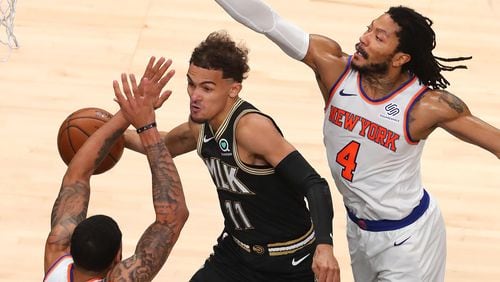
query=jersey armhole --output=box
[324,56,352,111]
[233,110,275,174]
[44,254,72,281]
[404,87,430,144]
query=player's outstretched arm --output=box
[44,111,130,272]
[109,68,188,281]
[214,0,345,102]
[412,90,500,158]
[108,126,188,281]
[215,0,309,60]
[125,122,198,158]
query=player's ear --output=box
[229,83,242,98]
[392,52,411,68]
[112,244,122,266]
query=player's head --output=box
[189,30,249,83]
[70,215,122,275]
[187,31,250,123]
[351,10,403,76]
[352,6,470,89]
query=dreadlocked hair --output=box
[387,6,472,89]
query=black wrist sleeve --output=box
[275,150,334,245]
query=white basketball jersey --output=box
[44,254,105,282]
[44,254,73,282]
[323,58,430,220]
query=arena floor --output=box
[0,0,499,281]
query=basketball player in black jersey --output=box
[124,31,340,281]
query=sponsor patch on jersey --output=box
[380,103,400,122]
[219,138,232,156]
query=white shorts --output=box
[346,193,446,281]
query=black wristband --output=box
[136,122,157,134]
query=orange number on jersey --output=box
[336,141,360,182]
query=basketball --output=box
[57,107,125,174]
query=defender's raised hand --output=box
[113,56,175,123]
[139,56,176,109]
[113,73,151,129]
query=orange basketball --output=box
[57,107,125,175]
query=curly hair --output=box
[190,31,250,83]
[387,6,472,89]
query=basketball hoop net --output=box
[0,0,18,62]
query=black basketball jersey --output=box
[197,98,312,245]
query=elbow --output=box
[156,204,189,236]
[174,205,189,236]
[178,204,189,226]
[173,203,189,233]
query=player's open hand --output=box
[312,244,341,282]
[139,56,175,109]
[113,73,157,129]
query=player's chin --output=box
[350,60,365,72]
[189,114,207,124]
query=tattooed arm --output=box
[44,112,130,272]
[107,127,188,281]
[109,62,188,281]
[409,89,500,158]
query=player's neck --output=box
[360,71,411,100]
[209,97,239,132]
[73,267,105,282]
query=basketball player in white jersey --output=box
[44,58,188,281]
[214,1,500,281]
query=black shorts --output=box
[190,232,315,282]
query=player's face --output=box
[352,13,402,75]
[187,64,239,125]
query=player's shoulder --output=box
[309,34,342,56]
[308,34,347,64]
[237,111,274,130]
[419,89,468,113]
[306,34,349,86]
[412,89,470,123]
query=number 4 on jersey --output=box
[335,141,360,182]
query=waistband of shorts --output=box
[231,225,316,256]
[346,190,430,232]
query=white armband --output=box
[215,0,309,61]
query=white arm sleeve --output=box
[215,0,309,61]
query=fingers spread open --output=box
[129,74,141,98]
[121,73,135,104]
[156,90,172,108]
[153,58,172,82]
[151,57,167,81]
[159,69,175,89]
[142,56,156,79]
[113,80,122,104]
